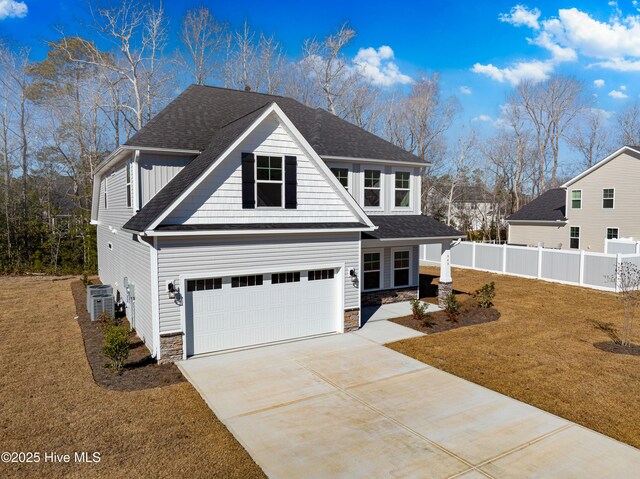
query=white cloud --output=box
[0,0,27,19]
[530,30,577,62]
[609,89,628,99]
[353,45,412,86]
[499,5,541,29]
[620,85,627,90]
[472,114,493,122]
[593,79,605,87]
[459,86,472,95]
[471,60,554,85]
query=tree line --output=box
[1,0,639,273]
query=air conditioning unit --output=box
[86,284,113,316]
[89,294,115,321]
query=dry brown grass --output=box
[0,276,265,479]
[389,266,640,449]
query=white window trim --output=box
[104,175,108,209]
[602,187,615,209]
[255,154,285,209]
[362,248,384,291]
[606,226,619,240]
[392,168,412,211]
[570,225,580,249]
[362,167,384,210]
[391,247,412,288]
[330,166,351,192]
[571,189,582,209]
[126,160,132,209]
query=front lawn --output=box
[388,266,640,449]
[0,276,265,478]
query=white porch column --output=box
[438,241,453,307]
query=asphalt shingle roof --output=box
[506,188,567,222]
[362,215,463,240]
[122,85,427,232]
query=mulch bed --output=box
[71,280,185,391]
[390,296,500,333]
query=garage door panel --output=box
[186,269,340,356]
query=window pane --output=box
[394,251,409,268]
[570,238,579,249]
[205,278,213,290]
[395,172,410,189]
[607,228,619,239]
[395,190,410,207]
[363,271,380,290]
[213,278,222,289]
[570,227,580,238]
[364,170,380,188]
[331,168,349,188]
[187,280,195,292]
[196,279,205,291]
[571,190,581,208]
[394,269,409,287]
[603,188,614,199]
[364,253,380,271]
[232,277,239,288]
[364,189,380,207]
[257,183,282,207]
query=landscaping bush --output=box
[102,323,131,373]
[443,293,460,321]
[97,311,121,328]
[410,298,427,321]
[474,282,496,308]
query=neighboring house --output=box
[507,146,640,252]
[450,185,493,232]
[91,85,462,361]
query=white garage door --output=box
[185,268,341,356]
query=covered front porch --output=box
[361,215,464,308]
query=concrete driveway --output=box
[179,321,640,478]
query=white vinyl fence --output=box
[605,238,640,255]
[420,242,640,292]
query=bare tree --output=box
[515,76,587,192]
[567,109,613,170]
[616,101,640,146]
[445,130,477,226]
[609,261,640,347]
[178,6,226,85]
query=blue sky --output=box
[3,0,640,164]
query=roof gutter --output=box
[506,219,568,225]
[124,226,377,237]
[321,155,428,168]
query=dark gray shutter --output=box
[241,152,255,209]
[284,156,297,209]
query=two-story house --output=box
[91,85,462,361]
[506,146,640,252]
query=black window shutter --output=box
[284,156,297,209]
[241,152,255,209]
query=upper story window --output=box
[570,226,580,249]
[364,169,382,207]
[571,190,582,209]
[104,176,108,209]
[603,188,614,209]
[606,227,619,240]
[331,167,349,190]
[395,172,411,208]
[126,160,132,208]
[256,155,283,207]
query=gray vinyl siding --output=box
[566,151,640,253]
[164,115,359,225]
[97,224,154,352]
[139,153,192,207]
[98,156,133,228]
[156,233,360,333]
[508,223,568,249]
[362,245,419,290]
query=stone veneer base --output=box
[437,281,453,308]
[344,308,360,332]
[361,286,419,307]
[159,332,184,363]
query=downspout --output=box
[140,234,160,359]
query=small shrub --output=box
[81,272,92,286]
[97,311,120,328]
[474,282,496,308]
[443,293,460,322]
[421,313,435,328]
[410,298,427,321]
[102,323,131,373]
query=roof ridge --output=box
[188,83,288,100]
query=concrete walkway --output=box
[361,300,441,325]
[179,321,640,479]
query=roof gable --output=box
[123,103,374,233]
[562,146,640,187]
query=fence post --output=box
[636,242,640,255]
[537,244,543,279]
[472,242,476,269]
[616,253,622,293]
[579,250,585,286]
[502,243,507,273]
